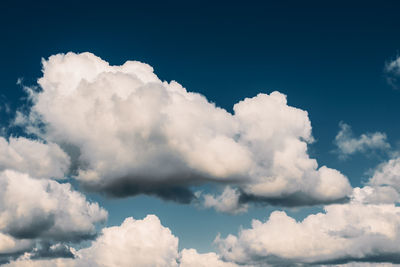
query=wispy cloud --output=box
[384,55,400,89]
[334,122,390,159]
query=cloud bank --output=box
[5,215,239,267]
[21,52,351,206]
[215,156,400,265]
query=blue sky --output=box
[2,1,400,266]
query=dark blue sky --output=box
[2,0,400,253]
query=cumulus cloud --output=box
[0,170,107,263]
[179,249,240,267]
[215,199,400,265]
[0,137,70,179]
[22,52,351,206]
[334,122,390,158]
[369,157,400,191]
[385,56,400,89]
[215,155,400,265]
[76,215,179,267]
[6,215,231,267]
[0,170,107,242]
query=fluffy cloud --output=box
[215,156,400,265]
[77,215,179,267]
[215,199,400,265]
[334,122,390,158]
[0,170,107,242]
[203,187,248,214]
[179,249,240,267]
[0,170,107,263]
[0,137,70,179]
[369,157,400,191]
[6,215,184,267]
[23,52,351,206]
[384,56,400,89]
[5,215,243,267]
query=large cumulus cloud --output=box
[22,52,351,205]
[5,215,239,267]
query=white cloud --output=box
[369,157,400,191]
[215,156,400,265]
[23,52,351,206]
[385,56,400,89]
[5,215,244,267]
[334,122,390,158]
[0,137,70,179]
[76,215,179,267]
[203,187,248,215]
[179,249,240,267]
[6,215,181,267]
[215,198,400,265]
[0,170,107,243]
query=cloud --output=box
[0,137,70,179]
[22,52,351,206]
[5,215,243,267]
[0,170,107,242]
[215,199,400,265]
[179,249,240,267]
[203,187,248,215]
[334,122,390,159]
[75,215,179,267]
[369,157,400,191]
[6,215,199,267]
[215,156,400,265]
[384,56,400,89]
[0,170,107,264]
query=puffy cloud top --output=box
[77,215,179,267]
[215,156,400,265]
[6,215,180,267]
[216,199,400,265]
[0,137,70,179]
[24,52,351,206]
[0,170,107,243]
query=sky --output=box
[1,0,400,266]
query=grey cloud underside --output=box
[6,212,56,239]
[29,243,75,260]
[0,242,74,265]
[83,175,197,204]
[238,191,350,207]
[312,254,400,265]
[0,253,26,266]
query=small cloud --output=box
[334,122,390,159]
[203,187,248,215]
[384,55,400,89]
